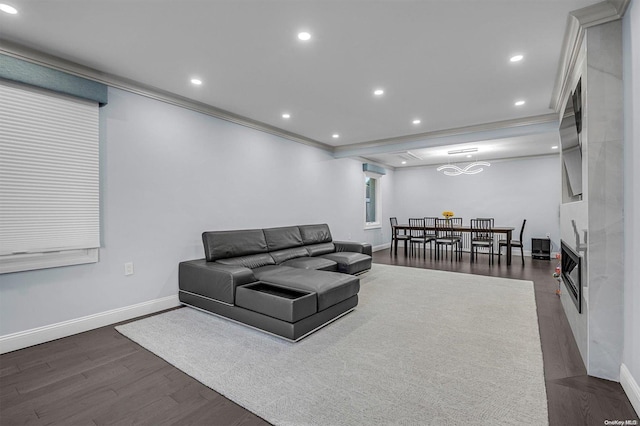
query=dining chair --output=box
[390,217,410,256]
[498,219,526,266]
[435,218,462,261]
[408,218,433,258]
[424,217,438,258]
[470,218,495,264]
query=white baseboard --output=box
[621,363,640,416]
[372,243,391,252]
[0,294,181,354]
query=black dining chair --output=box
[390,217,410,256]
[498,219,526,265]
[470,218,495,264]
[408,218,433,258]
[424,217,438,258]
[435,218,462,261]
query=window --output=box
[364,171,382,229]
[0,80,100,273]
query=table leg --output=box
[506,230,513,266]
[394,238,398,256]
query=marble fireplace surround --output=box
[554,1,625,382]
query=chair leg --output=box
[521,245,524,266]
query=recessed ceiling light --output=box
[190,78,202,85]
[298,32,311,41]
[332,134,340,139]
[552,145,559,150]
[401,161,407,165]
[0,3,17,14]
[510,54,524,62]
[514,100,525,106]
[282,113,291,119]
[373,89,384,96]
[412,119,421,124]
[466,154,472,158]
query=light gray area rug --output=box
[116,264,548,425]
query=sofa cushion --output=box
[264,226,304,251]
[282,256,338,272]
[298,224,333,245]
[320,252,372,275]
[216,253,275,269]
[253,265,359,311]
[202,229,267,261]
[305,242,336,256]
[270,247,309,264]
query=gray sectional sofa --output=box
[179,224,372,341]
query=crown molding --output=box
[371,152,559,171]
[549,0,631,112]
[333,113,558,158]
[0,40,333,153]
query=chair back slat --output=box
[435,218,455,239]
[471,218,494,241]
[424,217,437,237]
[408,218,425,238]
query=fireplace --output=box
[561,240,582,313]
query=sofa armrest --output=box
[179,259,257,305]
[333,241,373,256]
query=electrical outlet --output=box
[546,233,551,238]
[124,262,134,276]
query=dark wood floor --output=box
[1,249,638,425]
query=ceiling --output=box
[0,0,601,167]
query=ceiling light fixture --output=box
[298,32,311,41]
[510,54,524,62]
[552,145,559,150]
[412,119,421,124]
[332,134,340,139]
[0,3,17,14]
[437,161,491,176]
[515,100,526,106]
[190,78,202,85]
[373,89,384,96]
[401,161,407,165]
[282,113,291,119]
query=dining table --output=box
[392,223,516,265]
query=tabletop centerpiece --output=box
[442,211,454,219]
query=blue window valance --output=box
[362,163,386,176]
[0,54,108,106]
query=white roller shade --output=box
[0,81,99,270]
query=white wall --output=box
[0,87,393,339]
[391,154,561,253]
[622,0,640,412]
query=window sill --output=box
[364,223,382,230]
[0,248,99,274]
